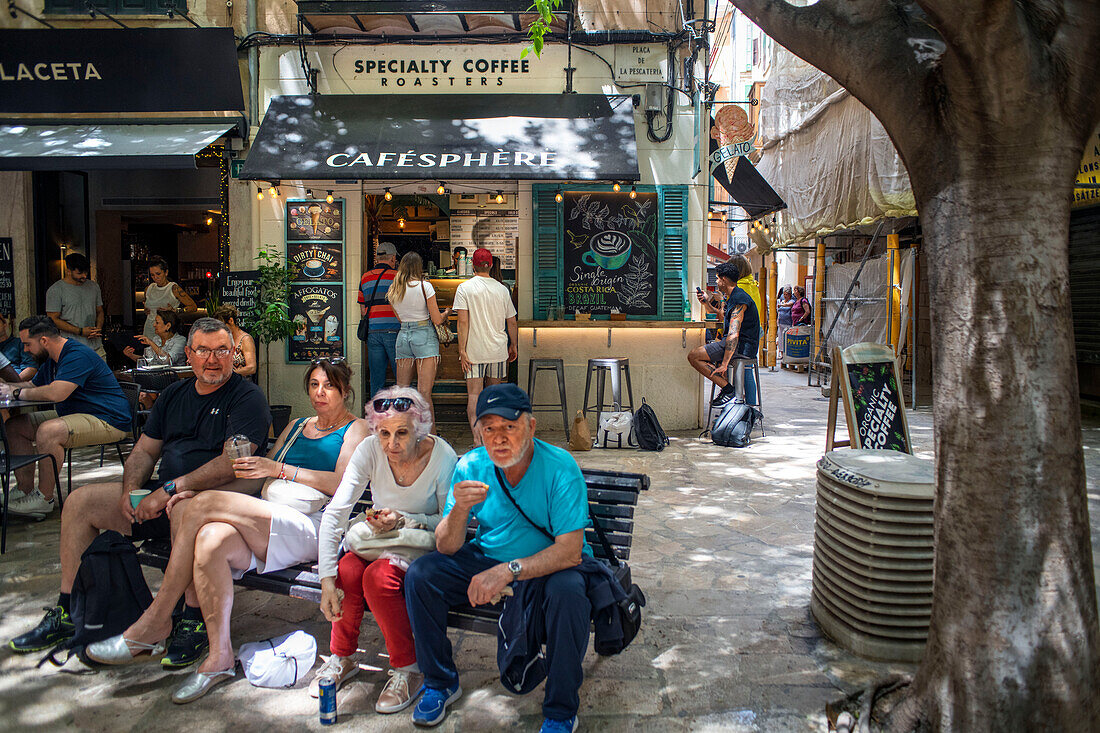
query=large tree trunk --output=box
[891,146,1100,730]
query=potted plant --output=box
[252,245,297,435]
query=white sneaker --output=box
[308,655,359,698]
[7,490,54,519]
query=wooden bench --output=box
[136,468,649,635]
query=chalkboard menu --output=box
[0,238,14,320]
[220,270,260,331]
[289,284,345,362]
[845,361,910,453]
[562,192,659,315]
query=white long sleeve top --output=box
[317,434,457,578]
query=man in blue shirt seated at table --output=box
[405,384,591,733]
[2,315,131,519]
[0,310,38,380]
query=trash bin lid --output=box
[818,450,933,501]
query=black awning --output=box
[240,94,639,181]
[712,155,786,219]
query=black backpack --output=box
[633,399,669,452]
[40,530,153,669]
[711,402,761,448]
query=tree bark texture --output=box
[730,0,1100,729]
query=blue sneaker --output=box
[540,717,578,733]
[411,683,462,727]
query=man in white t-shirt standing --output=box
[453,248,518,439]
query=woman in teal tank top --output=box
[86,360,370,705]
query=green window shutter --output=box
[531,185,562,320]
[658,185,688,319]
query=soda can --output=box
[318,675,337,725]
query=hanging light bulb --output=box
[495,191,504,204]
[384,188,393,201]
[629,185,637,199]
[555,189,563,203]
[398,218,405,229]
[206,217,214,226]
[437,181,446,195]
[268,184,277,198]
[612,181,621,193]
[721,211,728,222]
[707,210,714,220]
[326,191,334,204]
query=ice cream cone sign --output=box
[710,105,756,178]
[308,204,322,234]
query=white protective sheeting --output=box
[755,47,916,244]
[823,249,915,351]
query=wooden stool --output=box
[582,358,635,417]
[528,358,569,433]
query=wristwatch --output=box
[507,559,522,580]
[12,388,21,400]
[162,480,177,497]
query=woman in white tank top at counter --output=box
[142,257,197,340]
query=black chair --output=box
[58,382,140,506]
[0,416,59,554]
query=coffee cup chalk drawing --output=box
[563,192,658,315]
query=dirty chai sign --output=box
[845,361,909,453]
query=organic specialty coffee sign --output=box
[562,192,658,315]
[845,361,910,453]
[286,199,344,243]
[288,284,344,362]
[220,270,260,332]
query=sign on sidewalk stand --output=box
[825,342,912,454]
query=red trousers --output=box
[331,553,416,668]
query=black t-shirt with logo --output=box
[142,373,271,482]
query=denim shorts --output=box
[705,337,759,365]
[396,323,440,360]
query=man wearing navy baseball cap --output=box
[405,384,593,732]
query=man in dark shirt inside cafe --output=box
[8,317,271,669]
[1,315,131,520]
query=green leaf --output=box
[521,46,530,59]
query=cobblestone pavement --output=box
[1,368,1097,732]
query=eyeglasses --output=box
[373,397,413,413]
[312,356,347,366]
[190,347,232,359]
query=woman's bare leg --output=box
[122,492,275,646]
[415,356,439,429]
[395,358,416,387]
[192,521,255,674]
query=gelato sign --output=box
[709,105,756,177]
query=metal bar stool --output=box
[703,357,765,437]
[527,358,569,433]
[582,358,635,417]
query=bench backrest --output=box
[351,468,648,562]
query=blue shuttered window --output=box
[531,183,688,321]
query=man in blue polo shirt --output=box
[3,315,130,518]
[405,384,591,733]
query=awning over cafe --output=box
[240,93,640,181]
[712,154,786,219]
[0,123,236,171]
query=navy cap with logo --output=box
[475,383,532,421]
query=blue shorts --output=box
[396,323,440,360]
[705,337,759,364]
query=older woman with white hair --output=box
[312,386,457,714]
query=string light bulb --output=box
[398,218,405,229]
[721,211,728,222]
[437,181,446,195]
[555,189,563,203]
[268,185,277,198]
[326,191,334,204]
[707,210,714,220]
[206,217,214,226]
[495,191,504,204]
[384,188,393,201]
[256,188,264,201]
[629,185,637,199]
[612,181,621,192]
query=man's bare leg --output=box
[688,346,728,389]
[7,415,40,497]
[59,483,133,593]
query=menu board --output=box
[845,361,910,453]
[0,238,14,320]
[562,192,659,315]
[286,199,344,242]
[289,284,345,362]
[287,199,345,362]
[220,270,260,332]
[450,209,518,268]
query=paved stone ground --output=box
[1,368,1097,732]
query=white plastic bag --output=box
[238,630,317,688]
[596,404,637,448]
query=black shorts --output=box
[128,480,171,542]
[704,337,759,365]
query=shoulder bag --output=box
[492,467,645,655]
[357,265,390,342]
[421,281,455,345]
[261,418,331,515]
[345,513,436,563]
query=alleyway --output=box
[0,368,1096,731]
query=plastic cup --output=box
[225,434,253,460]
[129,489,151,509]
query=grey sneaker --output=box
[7,490,54,519]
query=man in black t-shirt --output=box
[9,318,271,667]
[688,257,762,407]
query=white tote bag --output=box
[238,630,317,688]
[596,403,637,449]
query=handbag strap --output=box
[493,467,621,568]
[362,265,390,331]
[273,418,308,464]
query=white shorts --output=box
[233,502,323,579]
[464,361,507,380]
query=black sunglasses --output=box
[312,356,348,366]
[373,397,414,413]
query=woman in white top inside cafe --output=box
[313,386,457,715]
[386,252,452,428]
